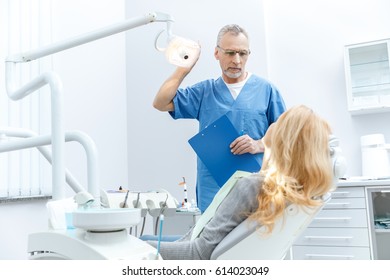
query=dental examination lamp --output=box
[155,22,201,68]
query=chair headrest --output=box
[329,135,347,179]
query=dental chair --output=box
[210,193,331,260]
[211,135,345,260]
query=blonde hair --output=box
[249,105,334,233]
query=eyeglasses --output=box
[217,46,251,57]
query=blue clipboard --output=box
[188,115,261,186]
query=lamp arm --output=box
[4,11,174,201]
[0,129,100,206]
[0,127,84,195]
[6,12,174,63]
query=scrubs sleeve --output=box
[169,82,205,120]
[267,85,286,125]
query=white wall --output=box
[52,0,128,191]
[125,0,267,202]
[263,0,390,176]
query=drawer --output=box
[324,197,366,209]
[332,187,365,198]
[292,245,371,260]
[310,209,368,228]
[294,227,370,246]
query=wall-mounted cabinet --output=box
[344,39,390,115]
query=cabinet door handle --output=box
[332,191,350,196]
[305,254,354,259]
[304,236,353,240]
[314,217,352,221]
[327,202,351,207]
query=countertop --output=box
[338,178,390,187]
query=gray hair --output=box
[216,24,249,46]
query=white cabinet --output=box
[292,180,390,260]
[291,186,371,260]
[344,38,390,115]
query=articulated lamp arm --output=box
[6,12,174,63]
[4,12,174,202]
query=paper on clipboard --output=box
[188,115,261,186]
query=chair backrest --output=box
[210,193,331,260]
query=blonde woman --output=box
[148,105,334,259]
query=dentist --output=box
[153,24,286,213]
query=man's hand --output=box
[230,134,265,155]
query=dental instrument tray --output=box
[72,208,141,232]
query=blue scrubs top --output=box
[169,74,286,212]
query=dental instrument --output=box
[179,177,189,208]
[120,190,130,208]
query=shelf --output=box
[375,229,390,234]
[350,59,389,67]
[349,106,390,115]
[352,82,390,91]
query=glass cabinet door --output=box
[366,186,390,259]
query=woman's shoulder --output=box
[234,173,264,193]
[239,172,264,183]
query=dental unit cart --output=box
[28,208,160,260]
[28,188,188,260]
